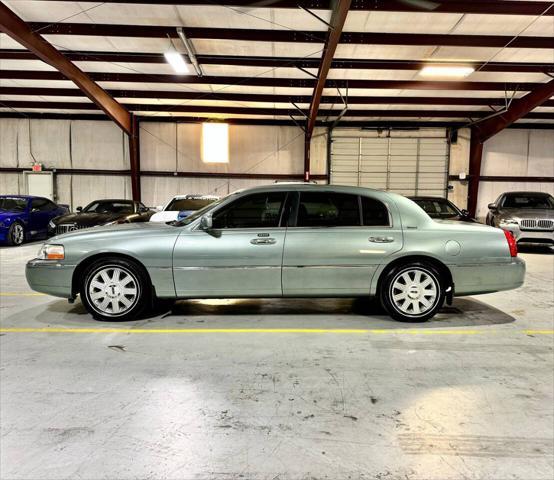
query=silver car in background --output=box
[486,191,554,247]
[26,184,525,323]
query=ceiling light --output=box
[202,123,229,164]
[164,45,190,74]
[419,66,475,78]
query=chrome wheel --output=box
[11,223,24,245]
[390,268,439,317]
[87,265,140,317]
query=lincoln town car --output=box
[26,184,525,322]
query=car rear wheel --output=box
[380,262,445,322]
[7,222,25,246]
[80,258,150,321]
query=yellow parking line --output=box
[0,293,45,296]
[0,327,552,335]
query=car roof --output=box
[89,199,135,203]
[409,196,450,201]
[502,191,551,196]
[171,194,219,199]
[0,195,41,199]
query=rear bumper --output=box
[26,259,76,298]
[451,257,526,296]
[501,224,554,245]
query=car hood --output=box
[497,208,554,220]
[52,212,128,226]
[50,220,179,242]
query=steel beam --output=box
[2,100,552,119]
[0,4,132,134]
[1,70,544,92]
[33,1,554,16]
[473,78,554,142]
[2,86,552,107]
[305,0,351,181]
[467,78,554,216]
[2,49,552,74]
[26,22,554,49]
[129,115,141,201]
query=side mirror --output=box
[139,206,149,213]
[199,214,213,230]
[76,206,83,212]
[461,209,470,217]
[488,203,497,211]
[155,205,163,212]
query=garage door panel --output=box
[330,130,449,197]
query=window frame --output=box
[209,191,290,230]
[288,191,392,229]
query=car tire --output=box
[7,222,25,246]
[379,262,445,322]
[80,257,150,322]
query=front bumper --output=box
[25,259,76,298]
[500,224,554,245]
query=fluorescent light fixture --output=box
[164,49,190,74]
[419,65,474,77]
[202,123,229,164]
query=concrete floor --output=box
[1,243,553,480]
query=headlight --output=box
[38,244,65,260]
[500,219,518,225]
[48,220,56,229]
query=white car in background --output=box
[150,194,219,223]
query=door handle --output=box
[250,238,277,245]
[368,236,395,243]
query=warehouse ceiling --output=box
[0,0,553,126]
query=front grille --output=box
[55,224,87,235]
[519,219,554,231]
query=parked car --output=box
[150,194,219,223]
[409,196,476,222]
[27,184,525,323]
[48,199,153,236]
[486,191,554,246]
[0,195,69,246]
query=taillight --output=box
[503,229,517,257]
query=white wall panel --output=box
[477,129,554,219]
[0,173,21,195]
[71,175,131,209]
[0,119,18,167]
[140,123,178,171]
[70,121,126,170]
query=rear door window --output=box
[296,192,360,227]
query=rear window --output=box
[166,198,216,211]
[0,197,27,211]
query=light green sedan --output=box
[26,184,525,322]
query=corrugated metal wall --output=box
[476,129,554,219]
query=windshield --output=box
[173,195,229,226]
[0,197,27,212]
[84,201,134,214]
[412,198,460,218]
[502,194,554,209]
[166,198,217,211]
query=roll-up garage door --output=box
[330,129,450,196]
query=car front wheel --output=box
[80,258,150,321]
[7,222,25,246]
[380,262,445,322]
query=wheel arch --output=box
[72,252,153,298]
[374,254,453,298]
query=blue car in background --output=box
[0,195,69,246]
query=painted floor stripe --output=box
[0,328,552,335]
[0,293,45,296]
